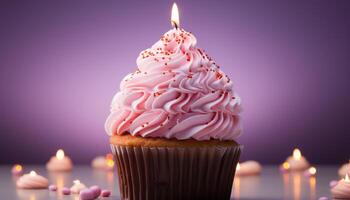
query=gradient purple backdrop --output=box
[0,0,349,164]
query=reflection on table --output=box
[233,169,321,200]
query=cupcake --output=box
[105,28,242,200]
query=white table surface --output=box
[0,165,339,200]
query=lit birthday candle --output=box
[46,149,73,171]
[285,148,310,171]
[171,3,180,29]
[91,156,107,169]
[331,174,350,199]
[91,154,115,170]
[235,161,262,176]
[70,179,87,194]
[338,160,350,177]
[105,154,115,171]
[280,161,291,173]
[11,164,23,176]
[16,171,49,189]
[304,166,317,177]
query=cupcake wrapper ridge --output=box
[111,144,241,200]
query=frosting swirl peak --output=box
[105,28,242,141]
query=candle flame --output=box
[345,174,350,182]
[236,163,240,171]
[15,164,22,171]
[29,171,37,176]
[106,153,115,168]
[308,167,317,175]
[73,179,80,184]
[107,159,114,167]
[106,153,113,160]
[293,148,302,161]
[171,3,180,29]
[282,162,290,170]
[56,149,65,160]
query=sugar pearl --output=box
[79,189,95,200]
[329,180,338,188]
[62,187,71,195]
[90,185,101,198]
[48,184,57,191]
[318,197,329,200]
[101,190,111,197]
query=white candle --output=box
[91,156,107,169]
[304,166,317,177]
[105,154,115,171]
[70,179,87,194]
[279,162,290,173]
[46,149,73,171]
[235,161,262,176]
[91,154,114,170]
[16,171,49,189]
[11,164,23,176]
[338,161,350,177]
[285,148,310,171]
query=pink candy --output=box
[90,185,101,198]
[80,186,109,200]
[62,187,71,195]
[318,197,329,200]
[48,184,57,191]
[57,183,109,200]
[79,188,95,200]
[329,180,338,188]
[101,190,111,197]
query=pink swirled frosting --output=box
[105,28,242,141]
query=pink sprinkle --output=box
[101,190,111,197]
[62,187,71,195]
[89,185,101,198]
[329,180,338,188]
[79,189,95,200]
[48,184,57,191]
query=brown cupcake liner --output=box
[111,144,241,200]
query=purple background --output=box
[0,0,349,164]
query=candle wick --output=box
[172,21,178,30]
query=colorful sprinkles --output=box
[117,29,237,133]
